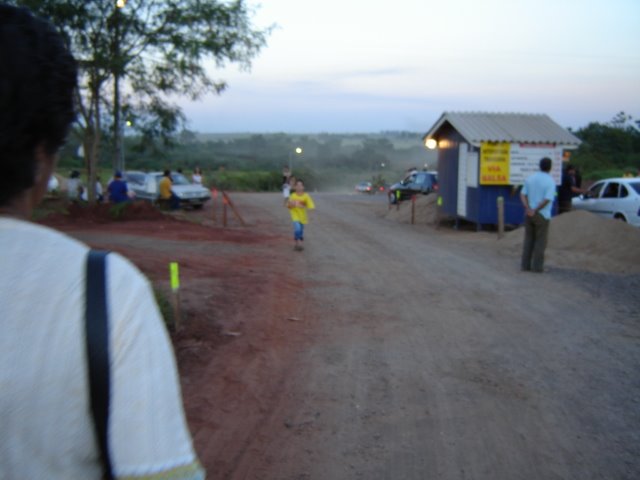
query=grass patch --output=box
[32,196,68,221]
[154,287,175,331]
[108,202,130,220]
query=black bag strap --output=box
[85,250,114,480]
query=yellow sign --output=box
[480,142,510,185]
[170,262,180,291]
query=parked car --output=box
[355,181,374,194]
[124,170,211,209]
[388,171,438,204]
[572,177,640,226]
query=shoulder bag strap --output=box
[85,250,114,480]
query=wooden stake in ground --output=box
[169,262,181,330]
[436,195,443,229]
[211,188,218,224]
[222,191,246,226]
[411,194,416,225]
[497,196,505,239]
[222,195,228,227]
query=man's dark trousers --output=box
[521,213,550,272]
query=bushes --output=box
[208,170,286,191]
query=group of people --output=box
[66,170,104,202]
[64,166,205,208]
[519,158,586,273]
[65,170,132,204]
[0,5,204,479]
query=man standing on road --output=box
[520,157,556,273]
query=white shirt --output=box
[0,218,204,479]
[80,182,103,201]
[67,177,80,199]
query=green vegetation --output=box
[51,113,638,192]
[55,130,436,192]
[570,112,640,179]
[154,288,175,331]
[108,201,130,220]
[31,197,68,221]
[13,0,271,201]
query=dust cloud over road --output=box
[227,192,640,480]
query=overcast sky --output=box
[180,0,640,134]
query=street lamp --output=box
[289,146,303,172]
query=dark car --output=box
[355,181,374,194]
[388,171,438,204]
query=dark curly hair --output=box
[0,5,77,206]
[539,157,552,172]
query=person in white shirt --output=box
[0,6,204,479]
[67,169,82,201]
[192,166,203,185]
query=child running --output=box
[287,179,315,251]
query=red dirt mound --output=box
[43,201,168,225]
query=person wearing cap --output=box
[107,170,129,203]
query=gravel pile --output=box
[504,210,640,274]
[381,198,640,274]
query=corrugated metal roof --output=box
[423,112,582,146]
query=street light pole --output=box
[289,146,303,173]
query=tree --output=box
[13,0,271,200]
[572,112,640,177]
[609,111,639,131]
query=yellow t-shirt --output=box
[159,176,172,199]
[288,192,315,224]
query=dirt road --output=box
[53,193,640,479]
[223,193,639,480]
